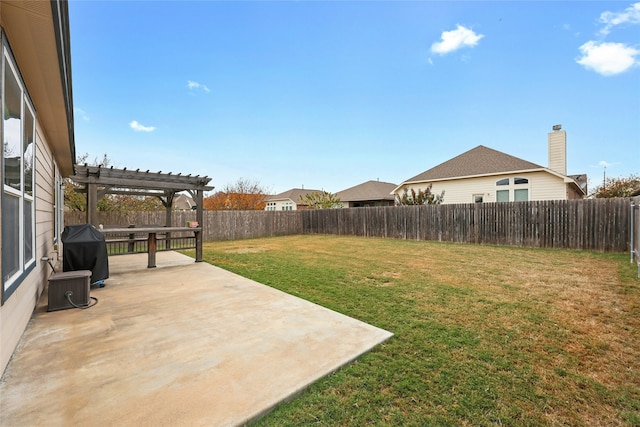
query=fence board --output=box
[65,198,632,252]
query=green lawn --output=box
[188,235,640,426]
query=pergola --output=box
[72,164,214,262]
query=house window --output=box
[514,177,529,201]
[473,194,484,203]
[2,42,36,298]
[496,176,530,202]
[496,190,509,203]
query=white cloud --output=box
[75,108,90,122]
[430,25,484,55]
[576,41,639,75]
[187,80,210,93]
[129,120,156,132]
[599,2,640,35]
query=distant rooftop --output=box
[336,180,397,202]
[267,188,323,204]
[404,145,543,183]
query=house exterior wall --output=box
[266,199,298,211]
[567,185,584,200]
[1,122,60,375]
[1,1,72,376]
[396,171,572,204]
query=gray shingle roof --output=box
[267,188,323,204]
[336,180,397,202]
[404,145,544,183]
[173,194,195,210]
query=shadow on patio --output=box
[0,252,392,426]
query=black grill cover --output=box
[62,224,109,283]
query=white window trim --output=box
[495,176,530,202]
[2,39,37,296]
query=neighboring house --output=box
[1,1,75,375]
[265,188,323,211]
[174,193,196,210]
[393,128,587,204]
[336,180,397,208]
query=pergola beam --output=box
[73,165,211,191]
[72,164,214,263]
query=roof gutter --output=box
[392,168,548,194]
[50,0,76,166]
[392,167,588,196]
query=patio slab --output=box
[0,252,392,426]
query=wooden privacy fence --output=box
[66,198,633,252]
[65,210,303,242]
[301,199,630,252]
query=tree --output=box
[395,185,445,205]
[203,178,268,210]
[591,174,640,198]
[299,191,343,209]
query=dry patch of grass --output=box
[193,235,640,426]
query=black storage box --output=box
[62,224,109,284]
[47,270,92,311]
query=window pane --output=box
[24,199,34,264]
[514,177,528,185]
[474,194,483,203]
[2,193,20,285]
[515,189,529,202]
[23,101,35,196]
[496,190,509,202]
[4,60,22,191]
[496,178,509,186]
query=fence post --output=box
[632,198,640,278]
[631,199,635,264]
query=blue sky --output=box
[69,1,640,195]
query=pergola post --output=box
[164,192,175,250]
[86,182,98,226]
[195,189,204,262]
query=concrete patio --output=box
[0,252,392,426]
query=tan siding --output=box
[397,171,570,204]
[35,123,57,267]
[528,171,567,200]
[1,121,58,375]
[548,130,567,175]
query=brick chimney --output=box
[548,125,567,176]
